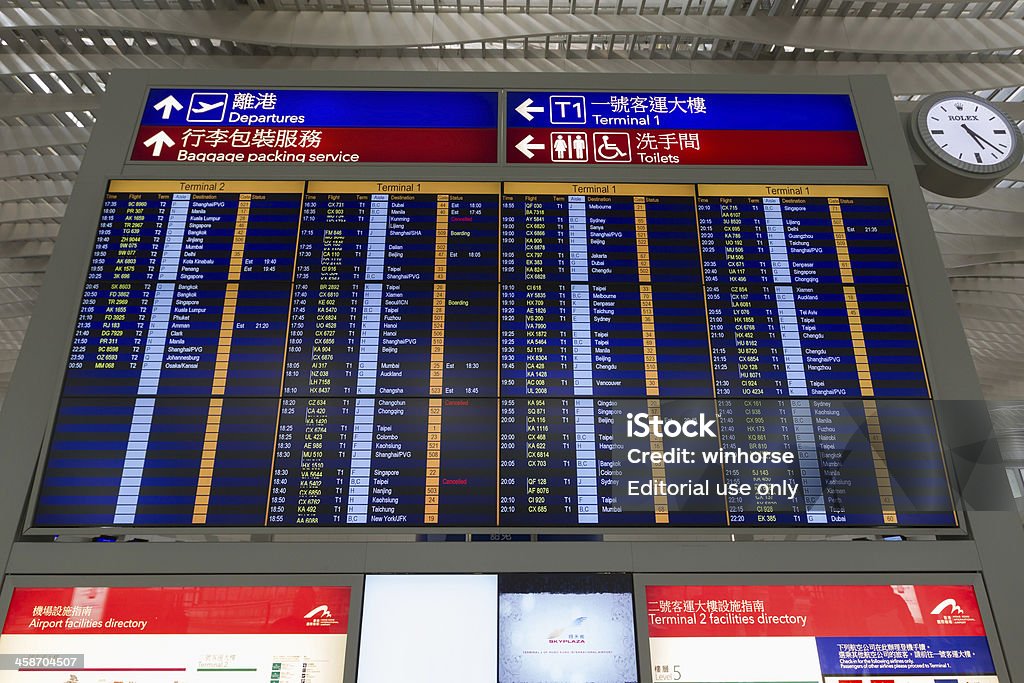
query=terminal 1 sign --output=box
[506,92,866,166]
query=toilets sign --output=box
[506,92,867,166]
[131,88,500,164]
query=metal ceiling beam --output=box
[930,207,1024,234]
[2,53,1024,96]
[0,154,81,179]
[938,234,1024,257]
[0,256,51,273]
[0,241,55,259]
[0,0,1004,8]
[897,100,1024,119]
[925,188,1024,212]
[0,179,75,202]
[5,9,1024,54]
[0,202,65,225]
[0,125,91,153]
[0,94,100,118]
[0,224,60,242]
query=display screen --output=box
[34,180,956,529]
[358,573,638,683]
[645,584,998,683]
[499,573,638,683]
[358,575,498,683]
[0,585,350,682]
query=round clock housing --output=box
[907,92,1023,197]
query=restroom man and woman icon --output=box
[550,132,632,162]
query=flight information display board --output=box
[33,180,956,530]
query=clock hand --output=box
[959,124,988,150]
[961,124,1003,153]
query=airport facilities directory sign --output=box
[0,586,350,683]
[32,180,958,530]
[646,584,998,683]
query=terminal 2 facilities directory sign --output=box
[646,584,999,683]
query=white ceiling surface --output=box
[2,0,1024,458]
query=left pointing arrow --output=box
[515,134,546,159]
[514,98,545,122]
[153,95,183,120]
[143,131,175,157]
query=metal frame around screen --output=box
[18,81,968,539]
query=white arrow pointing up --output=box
[153,95,183,120]
[514,98,545,122]
[515,134,545,159]
[143,131,175,157]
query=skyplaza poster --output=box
[499,573,638,683]
[646,584,998,683]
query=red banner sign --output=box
[3,586,350,635]
[646,585,987,638]
[507,129,867,166]
[132,126,497,164]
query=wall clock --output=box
[907,92,1023,197]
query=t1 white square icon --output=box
[549,95,587,124]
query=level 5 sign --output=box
[132,88,499,163]
[507,92,866,166]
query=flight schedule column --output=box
[697,184,929,399]
[66,181,301,397]
[284,182,498,398]
[268,182,500,527]
[500,183,709,399]
[47,180,304,527]
[710,397,950,527]
[497,183,710,526]
[425,197,448,524]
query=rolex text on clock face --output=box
[926,98,1015,167]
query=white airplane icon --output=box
[191,100,225,114]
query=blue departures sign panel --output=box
[506,93,867,165]
[132,89,500,163]
[34,180,956,529]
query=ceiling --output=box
[1,0,1023,467]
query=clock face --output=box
[923,97,1018,169]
